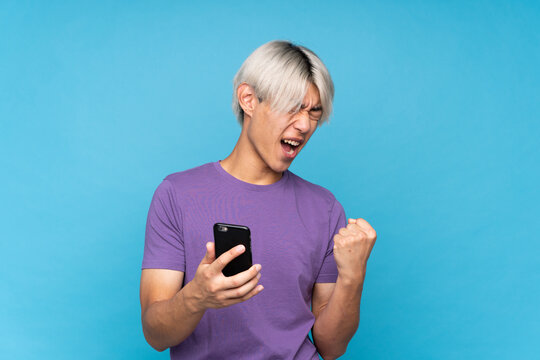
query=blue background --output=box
[1,1,539,359]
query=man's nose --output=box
[292,110,310,133]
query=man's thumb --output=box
[201,242,215,264]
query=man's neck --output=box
[219,142,283,186]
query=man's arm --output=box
[140,242,263,351]
[312,217,377,359]
[140,269,205,351]
[311,276,364,360]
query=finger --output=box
[351,218,369,227]
[346,223,362,234]
[226,283,264,306]
[222,272,261,299]
[200,242,216,265]
[211,244,246,273]
[348,218,356,224]
[239,283,264,301]
[222,263,261,290]
[352,218,376,235]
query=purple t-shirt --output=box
[142,160,347,359]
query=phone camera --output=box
[219,226,228,232]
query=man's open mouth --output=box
[281,139,298,153]
[280,138,302,158]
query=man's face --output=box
[246,82,323,173]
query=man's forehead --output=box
[301,96,321,107]
[303,84,320,102]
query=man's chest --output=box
[181,194,329,293]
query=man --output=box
[140,40,377,359]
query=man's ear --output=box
[237,82,260,119]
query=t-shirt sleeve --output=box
[141,179,185,271]
[315,197,347,283]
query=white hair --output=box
[232,40,335,127]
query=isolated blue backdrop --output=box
[1,1,539,359]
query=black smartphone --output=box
[213,222,253,277]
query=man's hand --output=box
[187,242,264,312]
[333,218,377,283]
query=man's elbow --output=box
[142,329,168,352]
[313,330,349,359]
[149,343,168,352]
[319,351,345,360]
[142,318,170,352]
[149,340,168,353]
[155,346,168,353]
[318,345,347,360]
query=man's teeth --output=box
[283,139,300,146]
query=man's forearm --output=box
[142,281,205,351]
[312,272,365,359]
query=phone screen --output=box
[213,223,253,277]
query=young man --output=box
[140,40,377,360]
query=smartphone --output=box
[213,222,253,277]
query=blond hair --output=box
[232,40,334,127]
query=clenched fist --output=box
[333,218,377,282]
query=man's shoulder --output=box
[288,170,337,209]
[162,161,214,186]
